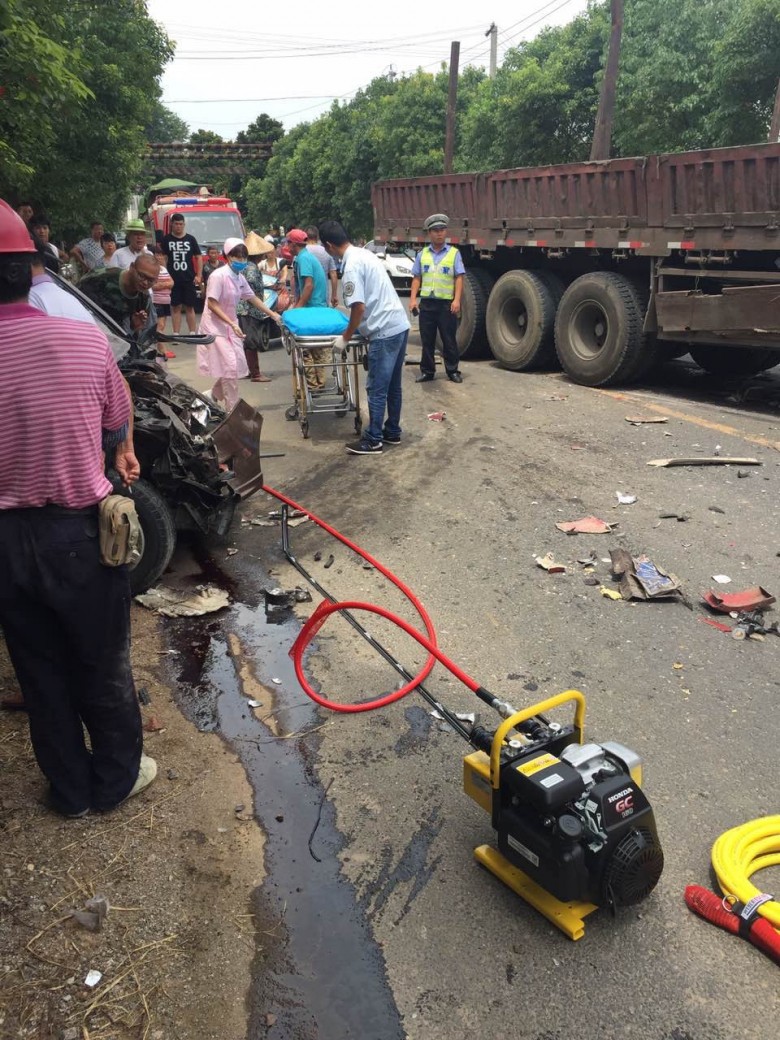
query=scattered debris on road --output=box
[625,415,668,425]
[135,584,230,617]
[535,552,567,573]
[610,549,683,601]
[556,516,615,535]
[600,586,622,600]
[616,491,637,505]
[701,586,775,613]
[658,512,690,522]
[647,456,761,468]
[71,896,109,933]
[427,411,446,421]
[711,574,732,585]
[264,586,313,615]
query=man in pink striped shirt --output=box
[0,199,156,817]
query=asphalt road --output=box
[166,324,780,1040]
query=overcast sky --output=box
[146,0,593,139]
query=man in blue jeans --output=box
[319,220,410,455]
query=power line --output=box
[165,95,340,104]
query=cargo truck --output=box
[372,142,780,385]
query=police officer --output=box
[409,213,465,383]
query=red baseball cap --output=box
[286,228,308,245]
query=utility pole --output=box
[485,23,497,79]
[444,40,460,174]
[590,0,623,162]
[770,78,780,142]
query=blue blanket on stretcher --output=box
[282,307,349,337]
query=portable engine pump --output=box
[273,496,665,941]
[463,690,664,938]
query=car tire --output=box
[115,478,177,595]
[554,272,648,387]
[457,268,495,359]
[486,270,559,370]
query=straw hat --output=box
[244,230,274,256]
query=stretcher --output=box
[281,314,366,440]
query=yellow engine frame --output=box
[463,690,640,941]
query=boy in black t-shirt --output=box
[160,213,202,333]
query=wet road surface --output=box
[162,334,780,1040]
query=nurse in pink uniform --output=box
[198,237,281,409]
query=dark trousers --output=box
[419,298,460,376]
[0,507,141,814]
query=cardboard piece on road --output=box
[625,415,669,425]
[647,457,761,468]
[556,516,615,535]
[701,586,776,614]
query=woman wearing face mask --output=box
[197,238,282,409]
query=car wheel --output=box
[115,478,177,595]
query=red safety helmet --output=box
[0,199,36,253]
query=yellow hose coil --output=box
[711,816,780,930]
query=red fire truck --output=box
[147,192,245,252]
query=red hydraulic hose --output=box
[263,484,459,712]
[291,598,482,713]
[684,885,780,965]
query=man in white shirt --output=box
[28,241,96,324]
[319,219,410,455]
[108,218,152,270]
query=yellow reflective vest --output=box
[419,245,459,299]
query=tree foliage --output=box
[4,0,779,244]
[0,0,92,193]
[0,0,172,241]
[236,113,284,144]
[146,102,189,144]
[189,128,224,145]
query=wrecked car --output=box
[51,273,265,593]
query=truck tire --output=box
[486,270,559,370]
[554,272,648,387]
[116,478,177,595]
[457,268,494,359]
[689,345,779,378]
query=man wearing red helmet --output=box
[0,199,156,818]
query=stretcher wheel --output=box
[301,418,310,439]
[354,416,362,434]
[285,405,299,421]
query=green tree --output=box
[145,101,189,143]
[236,113,284,144]
[0,0,92,195]
[189,128,224,145]
[706,0,780,146]
[1,0,173,241]
[614,0,780,155]
[459,4,610,170]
